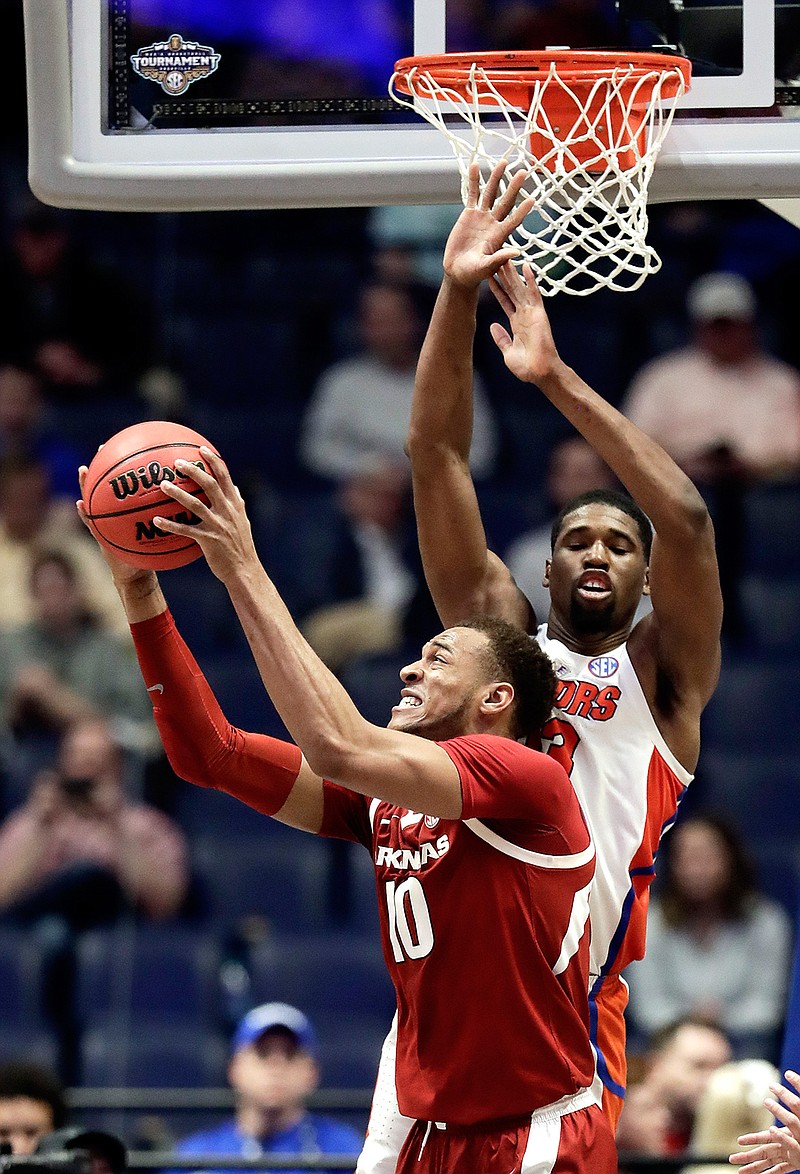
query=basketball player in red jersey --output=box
[77,458,617,1174]
[368,161,723,1154]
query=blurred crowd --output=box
[1,0,799,1166]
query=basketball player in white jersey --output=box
[354,162,723,1172]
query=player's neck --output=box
[545,613,630,657]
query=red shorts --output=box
[397,1101,617,1174]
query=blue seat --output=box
[696,750,800,843]
[0,1026,60,1069]
[742,484,800,575]
[174,783,296,844]
[739,575,800,653]
[339,651,408,728]
[192,836,332,935]
[74,925,224,1030]
[247,933,396,1022]
[312,1009,391,1090]
[79,1023,229,1088]
[0,926,51,1027]
[701,658,800,752]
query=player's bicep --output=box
[329,728,463,820]
[273,757,325,833]
[646,522,723,701]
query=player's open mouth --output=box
[396,692,423,709]
[577,573,611,596]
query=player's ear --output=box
[642,566,651,597]
[543,558,552,588]
[480,682,515,717]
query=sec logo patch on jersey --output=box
[588,655,619,678]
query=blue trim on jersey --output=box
[629,864,656,877]
[588,983,627,1100]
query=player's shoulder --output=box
[443,733,567,780]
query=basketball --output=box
[82,421,220,570]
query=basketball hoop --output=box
[389,50,691,295]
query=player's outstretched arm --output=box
[407,160,535,631]
[730,1071,800,1173]
[490,263,723,762]
[75,468,325,834]
[154,452,465,819]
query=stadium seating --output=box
[73,924,224,1031]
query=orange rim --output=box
[392,49,691,96]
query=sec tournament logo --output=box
[588,655,619,679]
[131,33,221,95]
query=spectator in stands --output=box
[0,1061,68,1155]
[299,277,497,482]
[0,716,189,928]
[0,550,156,753]
[616,1060,670,1172]
[621,271,800,483]
[0,363,80,503]
[0,454,128,638]
[634,1016,733,1156]
[622,271,800,639]
[297,460,420,673]
[504,435,644,624]
[171,1002,363,1174]
[626,814,793,1062]
[683,1059,780,1174]
[0,201,159,403]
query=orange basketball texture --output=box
[82,421,220,570]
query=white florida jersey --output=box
[535,625,693,987]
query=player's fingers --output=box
[480,159,507,209]
[199,447,238,497]
[465,161,481,208]
[158,479,213,521]
[785,1072,800,1097]
[771,1082,800,1117]
[489,272,516,317]
[766,1099,797,1130]
[150,514,198,539]
[503,192,536,233]
[739,1133,773,1147]
[489,320,512,354]
[494,168,530,221]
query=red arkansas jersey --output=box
[321,733,596,1125]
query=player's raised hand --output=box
[489,261,561,386]
[729,1071,800,1174]
[76,464,157,589]
[154,448,257,584]
[442,160,535,290]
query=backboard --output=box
[22,0,800,211]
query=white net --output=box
[389,55,689,295]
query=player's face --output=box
[389,627,492,741]
[545,504,648,635]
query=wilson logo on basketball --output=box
[135,512,202,543]
[108,460,205,501]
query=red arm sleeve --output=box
[130,610,301,817]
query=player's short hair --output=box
[459,615,556,740]
[0,1061,68,1127]
[550,488,653,562]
